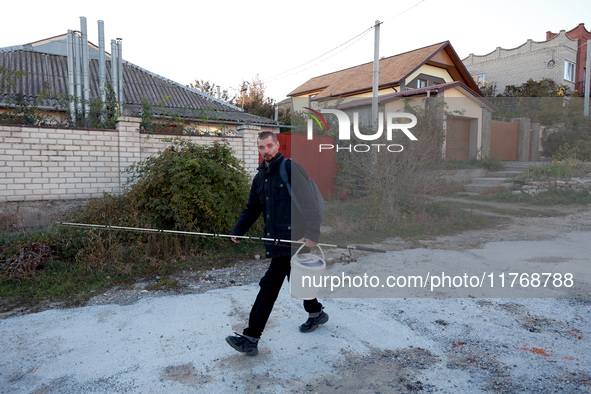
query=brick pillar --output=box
[236,124,261,176]
[530,121,541,161]
[512,117,531,162]
[481,108,492,157]
[115,116,141,192]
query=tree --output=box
[188,79,232,102]
[477,80,497,97]
[487,78,573,123]
[236,75,270,111]
[189,75,291,127]
[502,78,570,97]
[235,75,291,125]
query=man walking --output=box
[226,131,328,356]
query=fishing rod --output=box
[59,222,386,253]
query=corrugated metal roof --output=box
[0,49,278,126]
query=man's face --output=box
[257,136,280,163]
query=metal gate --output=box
[446,118,470,161]
[259,133,338,199]
[490,120,519,161]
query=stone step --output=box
[487,170,522,178]
[464,183,511,194]
[464,177,512,194]
[471,177,510,186]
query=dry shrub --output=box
[427,180,465,195]
[75,231,125,273]
[0,242,56,278]
[335,98,446,214]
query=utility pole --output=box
[585,39,591,116]
[372,20,381,128]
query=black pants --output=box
[243,255,323,339]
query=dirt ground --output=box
[306,197,591,393]
[1,198,590,393]
[418,197,591,249]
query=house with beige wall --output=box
[287,41,495,160]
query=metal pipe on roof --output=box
[116,38,123,112]
[66,30,76,122]
[98,20,106,107]
[74,31,83,117]
[110,39,119,105]
[80,17,90,118]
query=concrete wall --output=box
[0,117,262,203]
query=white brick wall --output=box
[463,30,578,94]
[0,117,263,202]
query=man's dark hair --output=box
[258,131,278,142]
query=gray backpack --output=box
[279,158,325,222]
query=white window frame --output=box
[564,61,575,82]
[473,74,485,85]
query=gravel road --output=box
[1,201,590,393]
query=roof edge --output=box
[338,81,496,112]
[465,30,577,59]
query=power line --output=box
[263,27,373,83]
[262,0,428,84]
[381,0,426,23]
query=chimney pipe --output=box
[111,39,119,105]
[116,38,123,111]
[80,17,90,118]
[98,20,106,106]
[74,31,83,116]
[66,30,76,122]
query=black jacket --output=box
[231,152,322,258]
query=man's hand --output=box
[298,238,317,248]
[231,236,240,244]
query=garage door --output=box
[446,118,470,161]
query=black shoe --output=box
[225,333,259,356]
[299,311,329,333]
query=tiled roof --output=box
[0,49,278,126]
[288,41,480,99]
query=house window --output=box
[418,79,428,88]
[310,95,318,110]
[473,74,485,85]
[564,61,575,82]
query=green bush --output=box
[125,138,250,233]
[541,99,591,158]
[554,141,591,161]
[519,160,580,180]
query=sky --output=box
[1,0,590,102]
